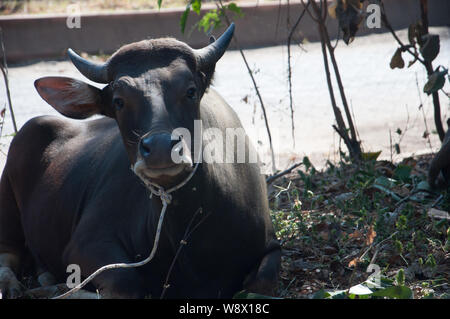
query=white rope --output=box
[53,161,200,299]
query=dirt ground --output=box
[1,27,449,173]
[270,153,449,299]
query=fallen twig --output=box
[266,162,303,184]
[279,276,297,298]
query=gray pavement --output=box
[1,27,449,173]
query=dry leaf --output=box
[348,257,359,267]
[390,48,405,69]
[330,0,364,44]
[365,226,377,245]
[420,34,440,62]
[328,1,337,19]
[348,230,363,240]
[423,67,448,95]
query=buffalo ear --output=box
[34,76,104,119]
[199,66,215,90]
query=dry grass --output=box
[270,154,449,299]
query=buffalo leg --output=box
[243,240,281,296]
[0,253,24,298]
[64,239,148,298]
[0,170,26,298]
[37,268,57,287]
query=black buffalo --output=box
[428,119,450,189]
[0,24,280,298]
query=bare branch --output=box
[378,0,426,65]
[266,162,303,184]
[216,0,277,172]
[0,28,17,134]
[287,2,309,149]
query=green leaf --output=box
[315,276,401,299]
[396,215,408,231]
[302,156,312,170]
[312,289,330,299]
[191,0,201,15]
[374,176,396,188]
[425,254,436,268]
[394,239,404,253]
[370,286,413,299]
[348,283,374,295]
[372,184,402,201]
[180,5,191,34]
[361,151,382,161]
[325,290,348,299]
[197,9,222,33]
[157,0,162,9]
[393,164,412,182]
[423,67,448,95]
[396,269,405,286]
[380,276,395,287]
[227,3,244,17]
[420,34,440,62]
[416,180,431,191]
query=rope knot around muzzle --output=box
[145,161,201,206]
[160,191,172,205]
[147,185,172,205]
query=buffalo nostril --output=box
[139,138,151,157]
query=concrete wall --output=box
[0,0,449,63]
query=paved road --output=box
[1,27,449,173]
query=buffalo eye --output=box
[186,87,196,100]
[113,97,124,111]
